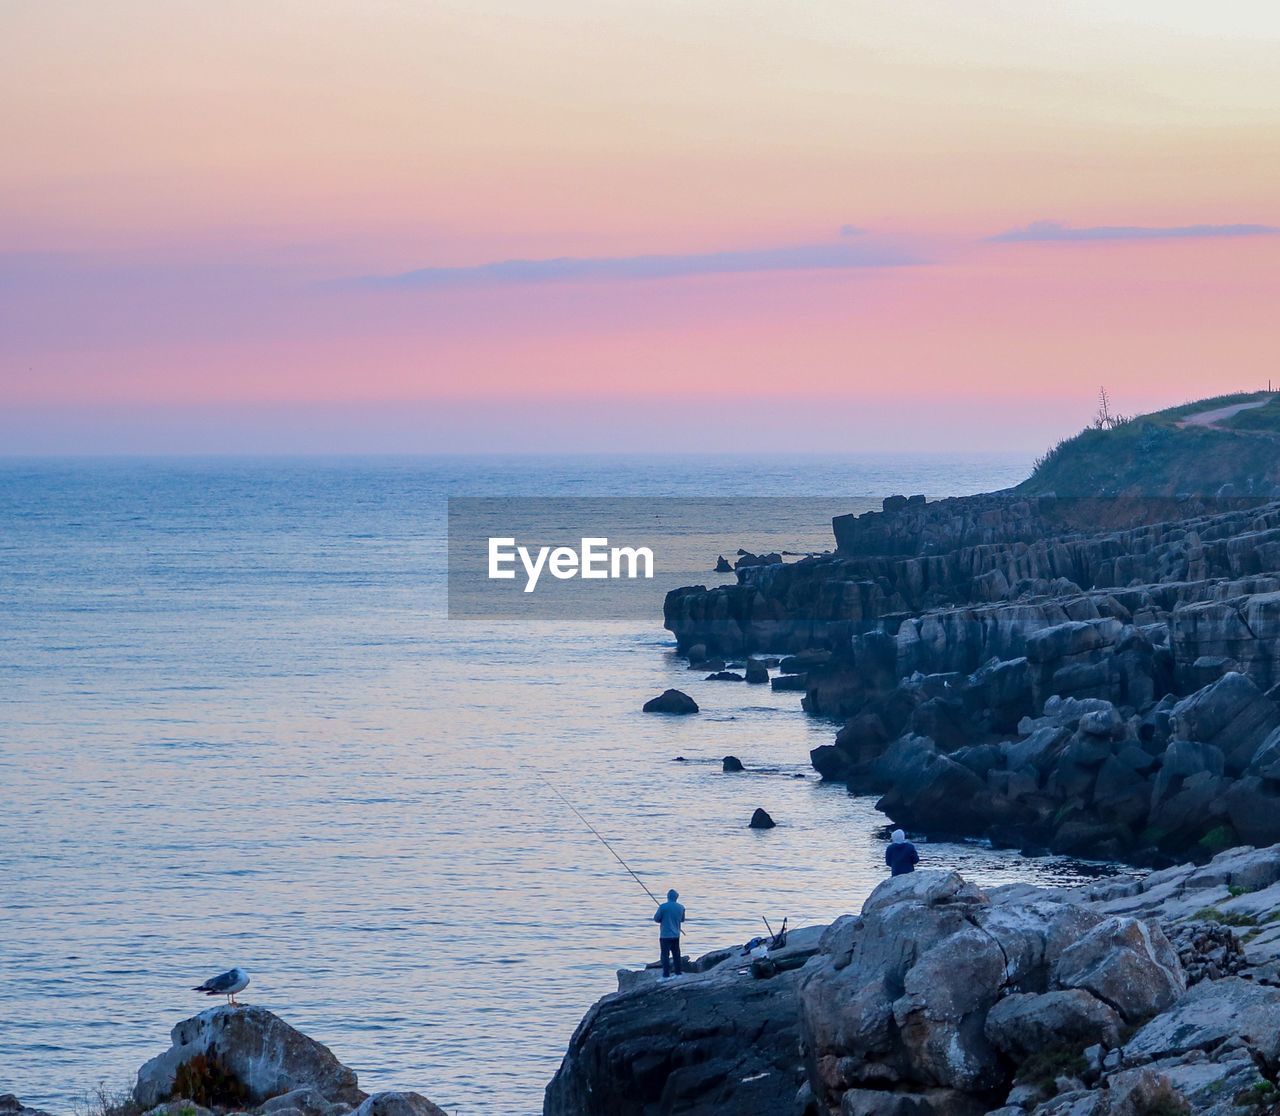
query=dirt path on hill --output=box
[1177,399,1269,429]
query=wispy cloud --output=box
[839,224,866,237]
[988,219,1280,243]
[361,241,920,289]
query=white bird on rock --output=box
[192,967,249,1005]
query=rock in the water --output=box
[133,1005,367,1109]
[352,1094,448,1116]
[722,755,745,772]
[714,555,732,573]
[705,671,744,681]
[744,659,770,684]
[0,1098,54,1116]
[642,689,699,714]
[749,807,776,829]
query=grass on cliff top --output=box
[1017,390,1280,497]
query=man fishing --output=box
[885,829,919,876]
[653,888,686,977]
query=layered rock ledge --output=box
[666,495,1280,863]
[546,849,1280,1116]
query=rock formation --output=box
[128,1006,445,1116]
[665,494,1280,862]
[548,847,1280,1116]
[642,689,699,714]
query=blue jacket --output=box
[885,841,919,876]
[654,899,685,938]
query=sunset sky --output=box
[3,1,1278,452]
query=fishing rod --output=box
[534,770,662,907]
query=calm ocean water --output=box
[0,454,1123,1115]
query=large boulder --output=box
[133,1006,366,1109]
[983,990,1122,1060]
[797,872,1135,1115]
[543,958,809,1116]
[1170,671,1280,774]
[1123,977,1280,1069]
[0,1098,53,1116]
[1053,918,1185,1024]
[352,1094,447,1116]
[642,689,699,714]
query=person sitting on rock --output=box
[885,829,919,876]
[653,888,686,977]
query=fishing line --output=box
[534,770,662,907]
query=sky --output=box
[2,0,1279,454]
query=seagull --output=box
[192,967,250,1005]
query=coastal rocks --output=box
[1122,977,1280,1068]
[795,871,1178,1116]
[351,1094,448,1116]
[550,850,1280,1116]
[745,658,770,684]
[749,807,776,829]
[1169,670,1280,774]
[543,951,810,1116]
[642,689,698,714]
[1052,917,1185,1023]
[722,755,745,772]
[715,555,733,573]
[984,991,1122,1061]
[0,1098,53,1116]
[705,671,744,681]
[133,1006,366,1110]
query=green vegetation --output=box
[1015,1044,1089,1098]
[1199,826,1238,855]
[1019,389,1280,497]
[1236,1079,1280,1112]
[1192,906,1259,927]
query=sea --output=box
[0,454,1127,1115]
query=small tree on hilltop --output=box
[1092,386,1128,430]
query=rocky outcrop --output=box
[642,689,698,714]
[0,1097,53,1116]
[661,494,1280,860]
[797,871,1181,1115]
[549,847,1280,1116]
[543,928,825,1116]
[350,1094,447,1116]
[133,1006,366,1110]
[663,498,1280,659]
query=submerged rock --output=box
[722,755,745,772]
[748,807,776,829]
[642,689,699,714]
[0,1097,54,1116]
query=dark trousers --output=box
[660,936,683,977]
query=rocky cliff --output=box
[666,490,1280,863]
[547,849,1280,1116]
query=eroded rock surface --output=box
[133,1006,366,1109]
[548,848,1280,1116]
